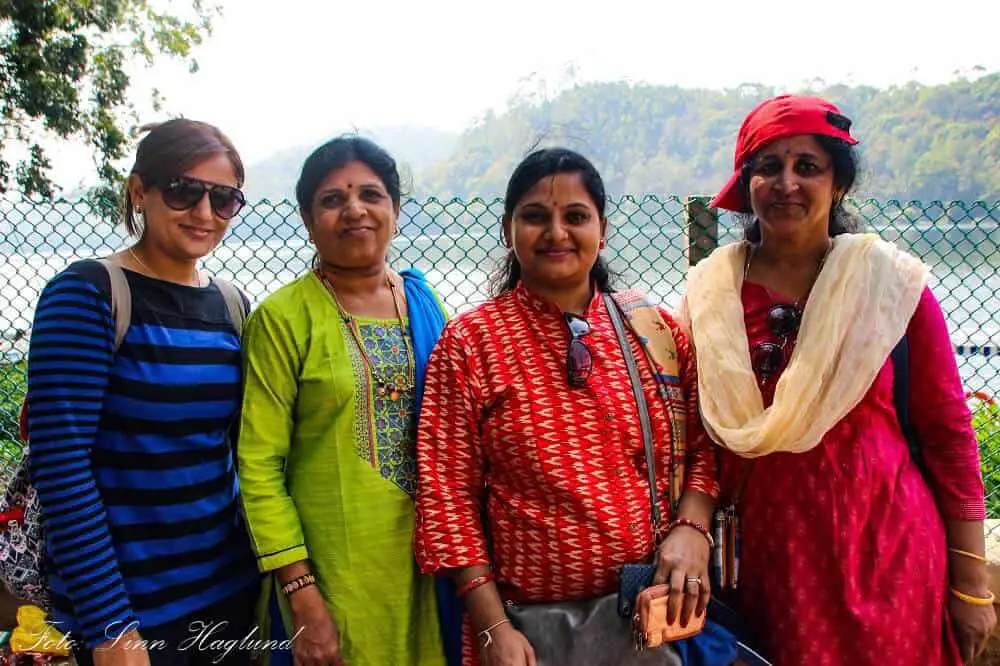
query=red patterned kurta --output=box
[414,284,717,664]
[720,283,984,666]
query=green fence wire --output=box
[1,195,998,517]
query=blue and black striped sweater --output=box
[26,259,259,647]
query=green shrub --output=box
[974,398,1000,518]
[0,361,27,449]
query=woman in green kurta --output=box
[237,136,451,666]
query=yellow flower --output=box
[10,604,71,656]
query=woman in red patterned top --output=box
[414,148,719,666]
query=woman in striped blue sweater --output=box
[25,119,260,666]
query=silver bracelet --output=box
[477,618,511,647]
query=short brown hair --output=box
[123,119,245,237]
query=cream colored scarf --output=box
[680,233,929,457]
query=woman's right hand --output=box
[479,622,536,666]
[289,586,345,666]
[92,630,151,666]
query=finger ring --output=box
[686,576,702,586]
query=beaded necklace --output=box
[317,269,415,400]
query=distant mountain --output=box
[418,74,1000,202]
[243,125,459,202]
[210,75,1000,205]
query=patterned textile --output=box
[414,282,717,616]
[344,318,418,497]
[612,289,689,506]
[719,283,983,666]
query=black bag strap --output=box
[604,293,662,531]
[891,335,923,471]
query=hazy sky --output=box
[45,0,1000,187]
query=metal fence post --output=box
[685,195,718,266]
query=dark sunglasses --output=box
[750,304,801,381]
[563,312,593,388]
[160,176,246,220]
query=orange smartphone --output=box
[635,584,707,647]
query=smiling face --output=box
[747,134,839,243]
[303,160,399,271]
[504,171,607,293]
[130,152,239,262]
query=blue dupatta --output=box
[402,268,463,666]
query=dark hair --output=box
[124,119,244,237]
[295,135,402,215]
[490,147,615,296]
[739,135,861,242]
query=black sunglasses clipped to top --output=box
[750,303,801,381]
[563,312,593,388]
[160,176,246,220]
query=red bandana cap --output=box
[709,94,859,213]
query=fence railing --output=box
[1,195,998,516]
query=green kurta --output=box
[238,271,445,666]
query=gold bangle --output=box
[948,547,989,564]
[949,587,996,606]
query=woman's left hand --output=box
[653,524,711,628]
[949,594,997,663]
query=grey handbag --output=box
[501,294,682,666]
[505,593,682,666]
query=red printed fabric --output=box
[415,284,716,606]
[720,283,981,666]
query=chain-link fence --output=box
[1,195,998,515]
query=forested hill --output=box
[416,73,1000,202]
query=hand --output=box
[92,630,152,666]
[949,593,996,664]
[289,586,345,666]
[479,621,536,666]
[653,524,711,628]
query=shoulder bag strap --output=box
[98,258,131,351]
[604,292,662,532]
[211,277,248,335]
[891,334,923,471]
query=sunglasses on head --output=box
[563,312,593,388]
[751,303,801,381]
[160,176,246,220]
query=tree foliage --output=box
[420,73,1000,202]
[0,0,218,200]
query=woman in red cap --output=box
[680,94,995,665]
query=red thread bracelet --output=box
[665,518,715,549]
[457,573,495,598]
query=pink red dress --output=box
[719,282,985,666]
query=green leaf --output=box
[0,0,220,197]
